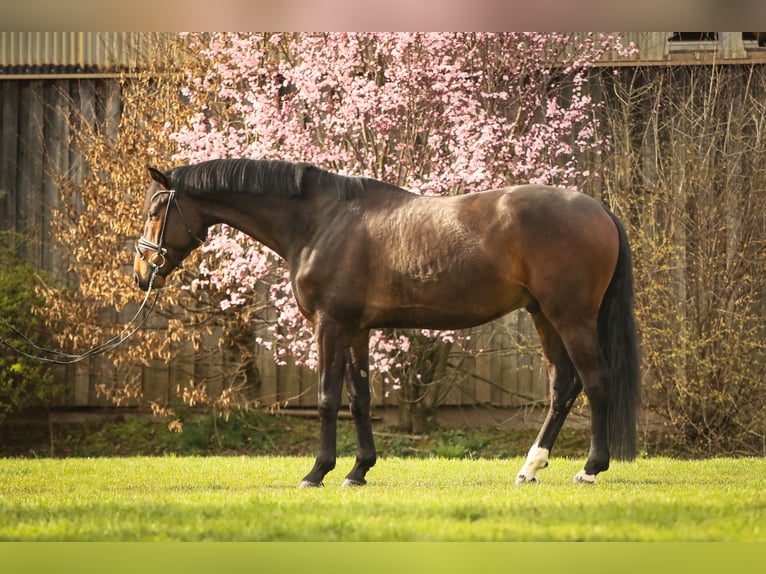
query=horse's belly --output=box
[360,282,533,330]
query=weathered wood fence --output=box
[6,32,766,416]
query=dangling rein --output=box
[0,190,191,365]
[0,272,161,365]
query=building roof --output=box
[2,33,766,79]
[0,32,179,78]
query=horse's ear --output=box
[148,167,171,189]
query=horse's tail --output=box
[598,210,641,461]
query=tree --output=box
[35,37,247,422]
[169,32,630,431]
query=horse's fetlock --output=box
[316,455,336,473]
[584,456,609,476]
[358,453,377,470]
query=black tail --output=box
[598,211,641,461]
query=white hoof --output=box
[573,470,597,484]
[342,478,366,487]
[299,480,324,488]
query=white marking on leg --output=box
[573,470,597,484]
[515,444,550,484]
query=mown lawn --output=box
[0,455,763,541]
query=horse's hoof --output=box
[299,480,324,488]
[342,478,367,487]
[573,471,597,484]
[515,475,539,485]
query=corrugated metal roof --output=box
[3,33,764,77]
[0,32,179,76]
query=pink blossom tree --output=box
[169,32,631,430]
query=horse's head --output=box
[133,167,207,290]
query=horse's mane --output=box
[166,158,310,198]
[165,158,402,199]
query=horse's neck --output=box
[200,193,315,262]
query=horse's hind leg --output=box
[557,321,611,484]
[343,331,377,487]
[516,311,582,484]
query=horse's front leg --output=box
[300,315,348,488]
[343,330,377,487]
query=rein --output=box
[0,275,160,365]
[0,190,190,366]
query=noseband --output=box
[135,190,205,274]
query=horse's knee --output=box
[317,395,341,418]
[349,394,371,418]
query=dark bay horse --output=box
[133,158,640,486]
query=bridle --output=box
[0,190,205,365]
[135,190,205,274]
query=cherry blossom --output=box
[171,33,626,385]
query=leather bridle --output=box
[135,190,205,275]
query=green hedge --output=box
[0,233,54,422]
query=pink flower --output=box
[171,32,620,385]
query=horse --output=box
[133,158,640,486]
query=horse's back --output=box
[296,181,619,331]
[352,185,615,329]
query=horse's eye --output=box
[148,209,159,220]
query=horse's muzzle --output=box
[133,269,165,290]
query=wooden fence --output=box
[0,76,548,413]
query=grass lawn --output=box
[0,455,763,541]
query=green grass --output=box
[0,455,763,541]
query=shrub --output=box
[0,234,55,421]
[601,65,766,455]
